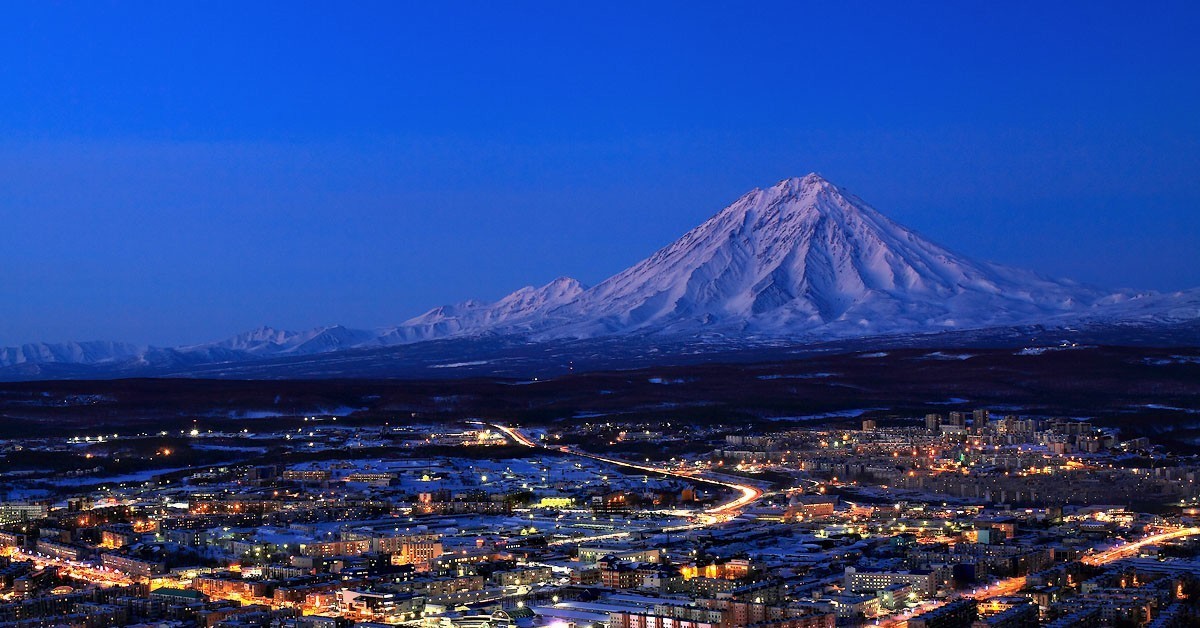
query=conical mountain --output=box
[541,174,1103,338]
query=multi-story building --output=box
[844,567,936,597]
[378,534,443,569]
[0,503,48,525]
[282,469,333,483]
[600,561,640,589]
[577,546,661,564]
[35,539,85,562]
[610,599,835,628]
[101,552,167,577]
[337,589,425,622]
[192,573,269,599]
[908,599,978,628]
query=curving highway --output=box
[490,424,764,521]
[1081,526,1200,565]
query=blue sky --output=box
[2,2,1198,345]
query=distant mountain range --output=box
[4,174,1198,380]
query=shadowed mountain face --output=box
[2,175,1198,380]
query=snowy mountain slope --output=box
[380,277,586,342]
[1049,289,1200,326]
[0,278,589,368]
[1,173,1197,375]
[185,325,380,357]
[0,340,146,367]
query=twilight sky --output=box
[2,2,1199,346]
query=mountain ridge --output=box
[3,174,1198,377]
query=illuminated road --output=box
[491,424,765,523]
[875,527,1200,627]
[1082,526,1200,565]
[546,530,632,547]
[9,548,136,588]
[493,424,539,448]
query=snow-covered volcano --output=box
[538,173,1105,338]
[2,174,1197,376]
